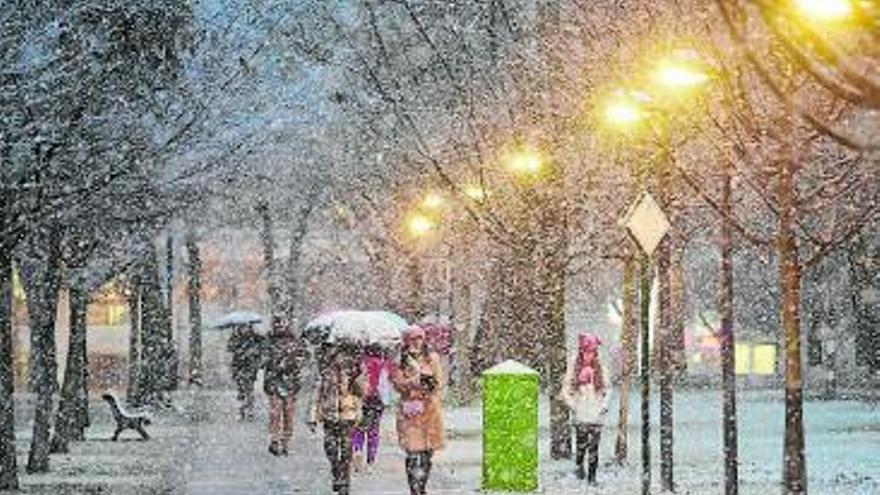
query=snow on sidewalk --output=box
[4,388,878,494]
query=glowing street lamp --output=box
[602,93,646,130]
[406,212,436,238]
[462,184,490,201]
[504,148,544,177]
[652,61,710,91]
[421,191,445,210]
[793,0,853,22]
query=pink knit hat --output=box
[402,325,426,345]
[577,332,602,353]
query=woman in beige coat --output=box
[391,326,445,495]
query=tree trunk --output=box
[720,161,739,495]
[402,249,424,323]
[135,245,173,406]
[848,231,880,371]
[779,151,806,495]
[186,232,203,386]
[544,251,570,460]
[0,251,18,489]
[614,256,638,464]
[126,279,141,402]
[283,198,317,330]
[51,273,89,453]
[164,235,178,391]
[257,203,281,329]
[452,263,473,400]
[657,234,674,491]
[21,235,63,474]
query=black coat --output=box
[228,331,264,384]
[263,334,303,397]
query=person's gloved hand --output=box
[307,420,317,434]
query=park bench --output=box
[101,393,152,441]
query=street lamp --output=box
[421,191,446,210]
[503,147,544,178]
[652,61,711,92]
[406,212,436,239]
[793,0,854,22]
[462,184,490,202]
[603,93,646,129]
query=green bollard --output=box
[482,360,539,492]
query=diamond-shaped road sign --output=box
[623,192,671,256]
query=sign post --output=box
[622,191,670,495]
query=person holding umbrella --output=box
[391,326,446,495]
[307,342,364,495]
[561,332,609,484]
[263,320,303,456]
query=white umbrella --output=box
[303,310,407,347]
[211,310,265,330]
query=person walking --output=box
[391,326,446,495]
[227,324,264,420]
[308,343,364,495]
[263,322,302,456]
[561,332,609,484]
[351,344,392,472]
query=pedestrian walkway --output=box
[169,389,470,494]
[5,388,878,494]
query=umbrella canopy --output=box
[211,310,265,330]
[303,310,407,347]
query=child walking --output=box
[561,332,609,484]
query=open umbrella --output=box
[211,310,265,332]
[303,310,407,347]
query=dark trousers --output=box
[323,420,355,494]
[405,450,433,495]
[575,424,601,483]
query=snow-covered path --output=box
[6,388,878,494]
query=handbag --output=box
[401,399,425,418]
[340,393,363,423]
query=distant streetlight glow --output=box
[421,192,445,210]
[407,212,435,238]
[653,62,710,90]
[504,148,544,177]
[603,97,644,128]
[793,0,853,22]
[462,184,489,201]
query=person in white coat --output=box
[561,332,609,484]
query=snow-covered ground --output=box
[4,388,878,494]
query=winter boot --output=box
[268,441,281,456]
